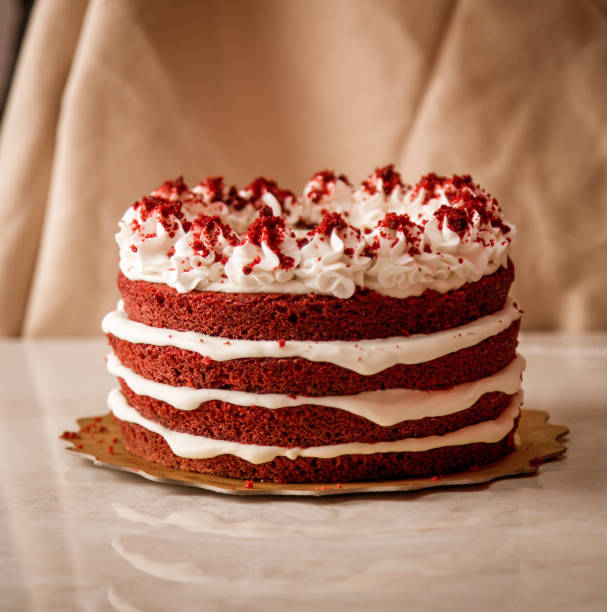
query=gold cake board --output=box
[60,409,568,496]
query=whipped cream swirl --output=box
[296,214,371,299]
[163,216,238,292]
[224,207,302,290]
[115,168,515,298]
[348,165,408,229]
[116,198,187,281]
[300,171,355,225]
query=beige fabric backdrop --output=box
[0,0,605,336]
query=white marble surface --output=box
[1,334,606,611]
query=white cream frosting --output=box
[108,388,522,464]
[220,206,256,234]
[364,220,423,294]
[163,222,236,293]
[224,229,301,290]
[115,170,515,299]
[295,225,371,299]
[360,184,512,297]
[116,205,187,281]
[349,183,406,228]
[301,174,355,225]
[107,351,524,427]
[101,296,522,375]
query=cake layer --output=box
[117,418,518,483]
[110,388,521,460]
[103,296,522,376]
[119,377,514,446]
[108,319,519,395]
[114,397,520,484]
[117,260,514,341]
[108,351,524,425]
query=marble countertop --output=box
[1,333,606,611]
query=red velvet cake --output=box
[102,166,524,484]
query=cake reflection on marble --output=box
[102,166,524,483]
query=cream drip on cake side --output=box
[102,297,522,376]
[107,351,524,427]
[108,389,523,464]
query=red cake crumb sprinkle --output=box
[362,164,404,195]
[278,338,286,348]
[113,438,119,443]
[435,206,470,238]
[152,176,189,200]
[189,215,239,259]
[435,196,511,238]
[372,212,423,256]
[312,211,352,237]
[411,174,512,239]
[431,475,441,481]
[413,173,475,203]
[94,417,102,422]
[197,176,246,208]
[305,170,352,203]
[107,445,114,455]
[77,444,83,449]
[241,207,296,271]
[61,431,78,440]
[242,256,261,275]
[243,177,295,206]
[244,480,254,489]
[133,196,191,234]
[198,176,225,201]
[336,483,343,489]
[414,172,447,203]
[449,174,475,190]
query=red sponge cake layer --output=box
[118,378,513,446]
[116,417,519,484]
[118,260,514,341]
[108,320,519,395]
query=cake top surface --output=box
[116,165,515,299]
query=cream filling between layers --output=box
[108,389,523,464]
[107,352,525,427]
[102,297,522,375]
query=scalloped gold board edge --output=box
[60,409,568,496]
